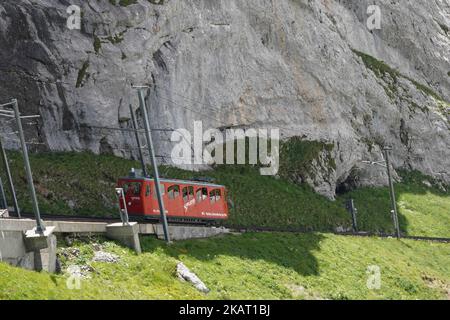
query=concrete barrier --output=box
[139,223,155,235]
[153,224,230,241]
[0,227,57,273]
[23,227,57,273]
[51,221,107,234]
[106,222,142,254]
[0,218,107,234]
[0,218,36,232]
[0,230,34,270]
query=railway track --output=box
[4,212,450,243]
[226,225,450,243]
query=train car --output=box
[117,171,229,224]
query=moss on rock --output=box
[279,137,335,183]
[76,61,90,88]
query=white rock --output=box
[176,262,210,293]
[422,180,432,188]
[92,251,119,263]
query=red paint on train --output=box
[117,175,229,222]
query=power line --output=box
[154,91,308,138]
[156,95,233,127]
[79,124,174,133]
[165,90,228,115]
[0,136,46,146]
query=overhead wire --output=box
[153,89,305,137]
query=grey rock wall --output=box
[0,0,449,198]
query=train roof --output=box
[118,176,225,188]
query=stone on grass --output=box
[176,262,210,293]
[92,251,119,263]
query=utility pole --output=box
[346,198,358,232]
[134,86,171,243]
[0,177,7,209]
[361,146,401,239]
[12,99,45,233]
[115,188,130,225]
[129,104,148,177]
[0,135,20,217]
[383,146,401,239]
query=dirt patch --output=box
[422,274,450,299]
[285,283,324,300]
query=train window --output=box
[183,186,195,202]
[168,185,180,200]
[132,183,141,196]
[216,189,221,201]
[146,185,151,197]
[196,187,208,202]
[210,189,222,203]
[182,187,188,202]
[122,182,142,196]
[152,183,165,198]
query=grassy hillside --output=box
[0,152,448,237]
[339,170,450,238]
[0,233,449,300]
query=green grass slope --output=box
[339,171,450,238]
[1,233,449,300]
[0,152,448,237]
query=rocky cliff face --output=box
[0,0,449,199]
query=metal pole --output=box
[129,104,148,177]
[348,199,358,232]
[12,99,45,233]
[115,188,129,225]
[136,87,171,243]
[384,147,400,239]
[0,136,20,217]
[0,101,16,108]
[0,178,7,209]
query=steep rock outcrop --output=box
[0,0,449,198]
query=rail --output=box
[6,212,450,244]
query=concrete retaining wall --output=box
[0,218,107,234]
[153,224,230,241]
[0,219,230,240]
[0,230,34,270]
[106,222,141,253]
[0,230,57,272]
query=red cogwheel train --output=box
[117,170,229,224]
